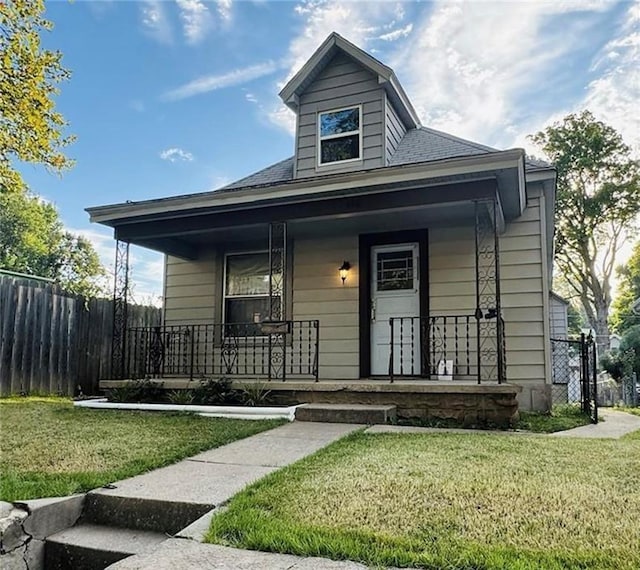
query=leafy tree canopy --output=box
[611,241,640,334]
[531,110,640,352]
[0,0,74,191]
[0,188,106,297]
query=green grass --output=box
[0,397,282,502]
[516,404,592,433]
[207,431,640,570]
[616,406,640,417]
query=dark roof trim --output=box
[87,149,525,225]
[279,32,420,129]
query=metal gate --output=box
[550,334,598,423]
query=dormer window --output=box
[318,106,361,165]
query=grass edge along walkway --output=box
[0,397,283,502]
[207,430,640,570]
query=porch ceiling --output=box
[108,176,506,259]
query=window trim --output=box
[317,105,363,167]
[222,250,277,332]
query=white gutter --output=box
[87,149,525,224]
[74,398,298,421]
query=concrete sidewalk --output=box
[109,540,372,570]
[93,421,362,511]
[549,409,640,439]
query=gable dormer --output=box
[279,33,420,179]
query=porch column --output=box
[111,239,130,380]
[268,221,287,380]
[474,200,506,383]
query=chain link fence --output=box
[550,334,598,423]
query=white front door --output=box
[370,243,420,375]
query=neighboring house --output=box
[88,33,557,417]
[609,334,621,351]
[549,292,569,340]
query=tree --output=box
[611,241,640,334]
[0,188,106,297]
[0,0,74,191]
[531,111,640,354]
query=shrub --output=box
[601,349,634,381]
[193,377,243,405]
[167,390,195,405]
[620,325,640,377]
[106,379,165,403]
[240,382,273,406]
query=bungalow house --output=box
[87,33,557,423]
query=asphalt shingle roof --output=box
[219,126,551,193]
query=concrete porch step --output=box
[45,523,166,570]
[295,403,397,424]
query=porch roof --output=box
[87,150,528,259]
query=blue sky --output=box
[20,0,639,302]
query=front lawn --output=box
[516,404,592,432]
[208,430,640,570]
[0,398,281,502]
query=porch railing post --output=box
[389,318,395,383]
[111,240,130,380]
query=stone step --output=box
[82,492,213,535]
[45,523,167,570]
[295,403,397,424]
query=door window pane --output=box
[377,250,414,291]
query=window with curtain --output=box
[224,252,280,334]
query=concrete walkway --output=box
[549,409,640,439]
[98,422,363,569]
[110,540,371,569]
[101,412,640,569]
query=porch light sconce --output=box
[339,261,351,285]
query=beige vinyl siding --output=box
[292,236,359,379]
[429,195,548,397]
[385,95,406,164]
[295,52,385,178]
[163,253,218,325]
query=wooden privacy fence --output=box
[0,274,161,396]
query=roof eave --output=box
[87,149,526,226]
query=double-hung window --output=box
[224,252,280,335]
[318,106,361,165]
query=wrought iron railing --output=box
[122,320,319,382]
[388,314,505,383]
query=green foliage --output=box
[0,0,74,191]
[167,389,195,405]
[531,111,640,348]
[620,325,640,377]
[193,377,243,405]
[106,379,165,404]
[240,382,273,407]
[0,187,106,296]
[611,241,640,333]
[601,350,634,381]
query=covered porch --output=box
[89,152,527,406]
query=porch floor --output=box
[99,378,521,427]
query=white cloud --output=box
[378,23,413,42]
[162,61,279,101]
[388,1,617,148]
[216,0,233,23]
[160,147,194,162]
[176,0,213,44]
[583,2,640,152]
[140,1,173,44]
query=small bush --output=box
[240,382,273,406]
[193,377,243,405]
[106,379,165,403]
[167,390,195,405]
[601,349,634,381]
